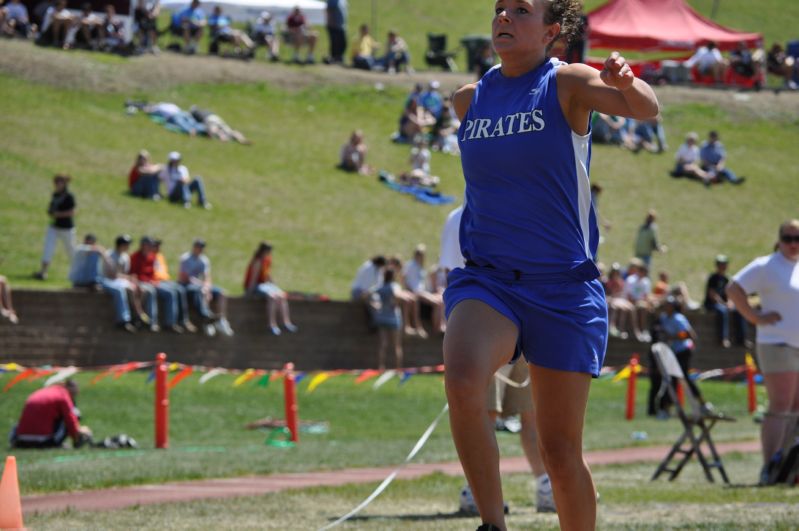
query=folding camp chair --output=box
[425,33,458,72]
[650,342,735,484]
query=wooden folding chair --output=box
[650,342,735,484]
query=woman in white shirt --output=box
[671,131,712,185]
[727,219,799,482]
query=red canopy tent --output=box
[587,0,762,53]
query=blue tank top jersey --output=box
[457,58,599,276]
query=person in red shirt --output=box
[285,6,317,64]
[130,236,180,332]
[244,241,297,335]
[128,149,162,200]
[11,380,92,448]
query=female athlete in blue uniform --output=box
[442,1,659,530]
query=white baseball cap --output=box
[168,151,181,161]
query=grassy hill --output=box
[0,0,798,299]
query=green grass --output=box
[1,371,764,494]
[24,453,799,529]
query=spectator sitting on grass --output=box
[170,0,206,54]
[244,241,298,335]
[420,80,444,119]
[351,23,379,70]
[382,30,409,74]
[9,380,93,449]
[189,105,250,144]
[591,112,628,146]
[671,131,712,185]
[129,149,162,199]
[699,130,746,185]
[1,0,33,38]
[33,174,76,281]
[431,97,460,154]
[133,0,160,54]
[286,6,317,64]
[250,11,279,62]
[398,98,435,142]
[208,5,254,58]
[0,274,19,324]
[130,236,180,333]
[160,151,211,209]
[339,130,370,174]
[103,234,149,331]
[179,238,235,336]
[153,239,197,333]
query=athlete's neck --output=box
[499,52,548,78]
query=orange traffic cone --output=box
[0,455,24,530]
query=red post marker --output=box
[283,363,299,443]
[746,361,757,414]
[676,381,684,407]
[625,353,639,421]
[155,353,169,449]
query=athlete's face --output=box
[492,0,559,59]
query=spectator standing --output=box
[286,6,317,64]
[129,149,162,199]
[633,210,665,267]
[160,151,210,208]
[0,274,19,324]
[250,11,279,61]
[34,174,76,281]
[179,239,235,336]
[370,268,403,370]
[130,236,180,332]
[699,130,745,185]
[671,131,712,184]
[170,0,206,54]
[383,30,410,73]
[351,23,379,70]
[324,0,347,65]
[726,220,799,483]
[704,254,747,348]
[9,380,92,449]
[339,130,370,174]
[244,242,298,335]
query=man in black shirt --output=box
[704,254,746,347]
[33,175,76,281]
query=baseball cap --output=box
[168,151,181,161]
[429,80,440,89]
[115,234,132,246]
[140,235,155,245]
[193,238,206,248]
[260,10,270,19]
[715,254,729,264]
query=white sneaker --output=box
[216,318,235,336]
[535,475,557,513]
[459,485,509,516]
[203,323,217,337]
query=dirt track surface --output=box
[21,440,759,514]
[2,39,798,121]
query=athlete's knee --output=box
[538,434,583,472]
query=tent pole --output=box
[710,0,720,19]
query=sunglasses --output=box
[780,234,799,244]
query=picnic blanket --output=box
[380,179,455,206]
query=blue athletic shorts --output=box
[444,261,608,376]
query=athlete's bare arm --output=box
[453,83,478,122]
[557,52,660,135]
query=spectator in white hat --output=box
[250,11,279,61]
[159,152,211,209]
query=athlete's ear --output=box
[544,22,560,46]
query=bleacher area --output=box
[0,290,753,372]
